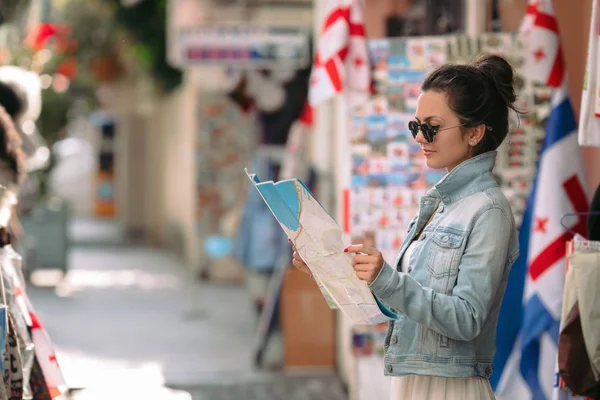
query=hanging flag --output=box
[492,3,591,398]
[578,0,600,147]
[519,0,538,32]
[308,0,370,108]
[13,283,69,400]
[519,0,565,88]
[280,102,314,182]
[493,82,589,399]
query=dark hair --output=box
[421,54,522,156]
[0,106,26,185]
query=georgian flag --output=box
[492,3,596,398]
[519,0,565,88]
[492,82,590,400]
[308,0,370,108]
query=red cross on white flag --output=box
[519,0,565,88]
[578,0,600,147]
[308,0,371,108]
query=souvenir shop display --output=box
[349,32,553,378]
[0,186,67,400]
[194,91,259,278]
[196,65,308,279]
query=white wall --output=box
[158,79,197,263]
[112,74,196,265]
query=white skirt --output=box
[390,376,496,400]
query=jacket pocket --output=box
[439,334,451,348]
[426,229,465,292]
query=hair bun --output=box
[471,54,517,106]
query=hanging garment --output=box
[558,236,600,397]
[1,245,37,400]
[589,184,600,240]
[579,0,600,147]
[27,355,51,400]
[234,156,286,272]
[258,68,310,145]
[0,246,66,399]
[4,314,23,400]
[559,302,598,397]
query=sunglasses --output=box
[408,120,464,143]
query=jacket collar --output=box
[427,151,498,205]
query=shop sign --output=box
[178,25,310,69]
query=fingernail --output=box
[344,248,348,253]
[288,238,291,242]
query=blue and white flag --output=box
[492,83,590,399]
[493,1,591,397]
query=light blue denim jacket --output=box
[369,151,519,378]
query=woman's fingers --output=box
[292,250,312,276]
[351,254,378,266]
[345,244,378,255]
[292,259,311,275]
[293,251,304,262]
[355,270,378,283]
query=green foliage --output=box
[59,0,117,67]
[37,88,71,145]
[103,0,182,92]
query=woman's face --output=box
[413,90,474,172]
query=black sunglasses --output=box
[408,120,464,143]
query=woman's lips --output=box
[422,149,435,157]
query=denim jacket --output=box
[369,151,519,378]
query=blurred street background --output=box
[0,0,599,399]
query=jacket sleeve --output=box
[369,206,517,341]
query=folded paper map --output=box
[245,169,396,325]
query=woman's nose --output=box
[414,128,428,144]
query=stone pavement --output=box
[26,218,257,399]
[25,218,346,400]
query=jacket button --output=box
[420,234,427,240]
[391,335,398,344]
[386,364,393,373]
[442,235,449,242]
[439,205,444,213]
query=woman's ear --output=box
[469,124,486,146]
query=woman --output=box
[293,54,521,399]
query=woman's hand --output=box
[346,244,385,284]
[291,244,312,277]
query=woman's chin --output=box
[425,158,442,170]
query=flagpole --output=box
[309,0,354,394]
